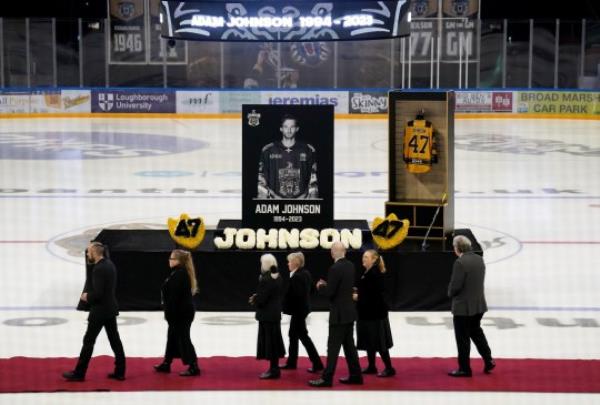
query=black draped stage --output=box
[86,224,482,312]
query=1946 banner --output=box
[109,0,147,63]
[242,104,333,229]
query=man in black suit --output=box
[63,242,126,381]
[309,242,362,387]
[447,235,495,377]
[280,252,323,372]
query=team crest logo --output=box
[278,162,301,197]
[98,93,114,111]
[119,2,135,19]
[412,0,438,17]
[451,0,468,15]
[290,42,330,67]
[443,0,478,17]
[167,213,206,249]
[247,109,261,127]
[111,0,143,21]
[371,213,410,250]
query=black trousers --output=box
[286,314,322,367]
[322,323,361,382]
[164,318,198,366]
[75,316,125,376]
[453,313,493,372]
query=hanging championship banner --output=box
[148,0,187,63]
[441,0,478,62]
[409,0,438,63]
[242,104,334,229]
[109,0,147,63]
[160,1,411,42]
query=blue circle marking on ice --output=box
[134,171,194,177]
[0,131,208,160]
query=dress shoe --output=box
[62,371,85,382]
[308,378,332,387]
[484,360,496,374]
[279,363,297,370]
[307,364,324,373]
[153,362,171,373]
[107,372,125,381]
[361,366,378,375]
[377,368,396,378]
[448,369,472,377]
[259,370,280,379]
[339,376,364,385]
[180,365,201,377]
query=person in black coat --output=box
[250,253,286,379]
[447,235,495,377]
[63,242,126,381]
[309,241,362,387]
[154,249,200,377]
[354,249,395,377]
[280,252,323,372]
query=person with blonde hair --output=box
[154,249,200,376]
[280,252,323,372]
[354,249,395,377]
[249,253,286,379]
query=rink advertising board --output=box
[516,91,600,115]
[91,90,176,113]
[349,91,388,114]
[176,91,220,113]
[260,91,349,114]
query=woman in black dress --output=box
[154,249,200,376]
[249,253,285,379]
[354,249,395,377]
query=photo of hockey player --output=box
[242,104,334,229]
[257,114,318,199]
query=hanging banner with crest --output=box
[109,0,147,63]
[160,1,411,42]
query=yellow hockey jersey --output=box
[403,118,438,174]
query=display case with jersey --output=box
[386,91,455,245]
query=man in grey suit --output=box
[447,235,495,377]
[309,242,362,387]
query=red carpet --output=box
[1,356,599,393]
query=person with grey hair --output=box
[447,234,495,377]
[309,241,362,387]
[249,254,285,379]
[280,252,323,372]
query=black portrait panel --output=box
[242,104,333,229]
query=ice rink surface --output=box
[0,116,599,404]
